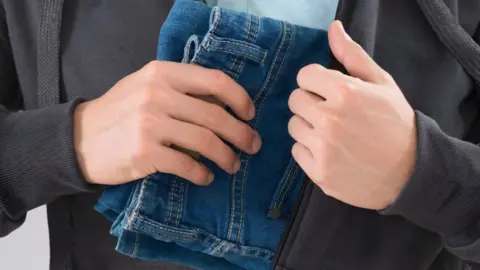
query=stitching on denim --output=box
[225,15,252,243]
[133,226,196,243]
[226,14,257,243]
[126,178,149,230]
[253,22,290,104]
[132,232,139,257]
[247,21,294,222]
[137,216,197,236]
[254,22,294,128]
[277,161,299,211]
[209,240,226,256]
[209,38,264,52]
[205,36,267,65]
[174,178,185,226]
[125,180,142,223]
[208,45,266,65]
[219,241,235,257]
[273,159,295,209]
[228,14,249,80]
[231,16,251,80]
[226,149,237,239]
[204,8,222,51]
[166,176,177,225]
[233,14,258,244]
[134,214,276,259]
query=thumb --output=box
[328,21,392,85]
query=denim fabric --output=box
[95,0,330,269]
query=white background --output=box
[0,206,49,270]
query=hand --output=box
[73,61,262,186]
[288,21,416,210]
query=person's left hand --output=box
[288,21,417,210]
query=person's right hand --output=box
[73,61,261,186]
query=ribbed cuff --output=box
[0,98,96,220]
[380,111,480,238]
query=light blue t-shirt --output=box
[206,0,339,30]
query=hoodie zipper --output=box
[270,0,345,269]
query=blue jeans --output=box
[95,1,330,269]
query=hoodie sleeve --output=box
[380,25,480,263]
[380,111,480,263]
[379,23,480,264]
[0,4,94,237]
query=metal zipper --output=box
[270,0,345,268]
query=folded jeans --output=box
[95,1,330,269]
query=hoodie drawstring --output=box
[417,0,480,86]
[37,1,73,270]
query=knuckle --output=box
[136,85,157,107]
[335,82,355,106]
[320,117,338,135]
[137,113,155,133]
[143,61,165,79]
[329,69,345,78]
[130,140,149,166]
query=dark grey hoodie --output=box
[0,0,479,270]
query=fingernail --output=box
[208,172,214,183]
[233,159,241,173]
[251,133,262,153]
[248,104,256,119]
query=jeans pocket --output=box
[266,158,303,221]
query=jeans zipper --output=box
[270,0,345,268]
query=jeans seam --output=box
[138,216,197,236]
[133,225,196,243]
[126,178,148,230]
[277,162,298,213]
[208,38,265,52]
[226,13,257,244]
[132,232,139,257]
[207,46,266,65]
[235,13,259,244]
[209,240,227,256]
[166,177,177,225]
[174,178,185,226]
[273,159,296,209]
[231,13,252,79]
[248,20,294,213]
[134,214,275,259]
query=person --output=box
[0,0,479,270]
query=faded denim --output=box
[95,0,330,269]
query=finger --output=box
[297,64,361,104]
[291,142,317,180]
[164,91,261,154]
[328,21,392,84]
[145,61,255,121]
[161,118,240,174]
[288,115,316,147]
[288,88,326,126]
[154,146,213,186]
